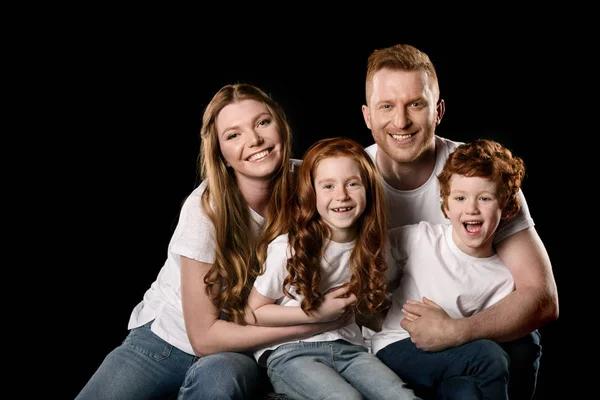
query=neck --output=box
[376,143,436,190]
[235,174,272,217]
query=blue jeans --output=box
[266,340,420,400]
[376,331,541,400]
[75,321,258,400]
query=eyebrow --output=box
[316,175,361,185]
[220,111,272,137]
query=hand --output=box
[311,285,357,323]
[400,296,461,351]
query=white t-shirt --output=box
[127,180,265,355]
[371,222,515,355]
[365,135,534,243]
[127,160,301,355]
[252,233,365,365]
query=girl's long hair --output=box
[198,83,294,324]
[283,137,388,317]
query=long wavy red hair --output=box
[283,137,389,318]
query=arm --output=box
[181,256,351,356]
[402,227,559,350]
[246,286,356,326]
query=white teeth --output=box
[332,207,352,212]
[247,149,270,161]
[464,221,482,224]
[391,134,412,140]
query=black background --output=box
[62,27,579,398]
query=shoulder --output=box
[289,158,302,170]
[364,143,377,161]
[436,135,463,153]
[268,233,291,251]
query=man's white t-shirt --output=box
[371,222,515,354]
[252,233,365,365]
[365,135,534,243]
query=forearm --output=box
[193,319,319,356]
[248,304,314,326]
[453,285,556,345]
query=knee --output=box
[469,339,510,373]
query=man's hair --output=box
[365,43,440,104]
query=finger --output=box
[344,293,357,305]
[403,302,423,317]
[422,296,441,309]
[402,309,419,320]
[326,285,350,297]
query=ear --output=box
[436,99,446,126]
[361,104,372,129]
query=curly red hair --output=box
[283,137,389,318]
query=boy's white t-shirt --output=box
[371,222,515,355]
[364,135,534,243]
[252,233,365,365]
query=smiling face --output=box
[313,156,367,243]
[362,68,442,164]
[445,174,503,258]
[216,99,283,183]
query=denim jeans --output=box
[266,340,420,400]
[75,321,258,400]
[376,331,541,400]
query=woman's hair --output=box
[198,83,294,324]
[283,137,389,318]
[365,43,440,106]
[438,139,525,221]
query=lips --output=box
[246,148,272,162]
[331,207,354,212]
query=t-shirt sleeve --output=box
[493,188,535,244]
[254,239,290,300]
[170,185,217,264]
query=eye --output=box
[258,118,271,127]
[455,196,465,201]
[323,184,333,189]
[227,132,240,140]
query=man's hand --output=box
[400,296,462,351]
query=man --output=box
[361,43,558,399]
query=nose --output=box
[392,108,410,128]
[335,186,349,200]
[247,130,264,147]
[465,198,480,214]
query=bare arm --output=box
[402,227,559,350]
[181,256,350,356]
[246,286,356,326]
[457,227,559,342]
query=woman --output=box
[76,84,349,400]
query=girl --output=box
[76,84,349,400]
[247,137,419,400]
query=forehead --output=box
[314,156,361,179]
[368,68,433,102]
[216,99,269,132]
[449,175,499,192]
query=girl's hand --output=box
[311,285,357,322]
